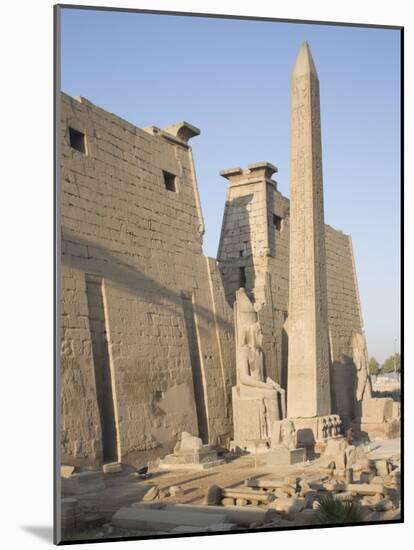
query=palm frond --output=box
[314,493,365,524]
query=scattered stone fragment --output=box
[274,488,289,499]
[375,460,389,477]
[370,475,384,485]
[281,483,297,497]
[160,432,224,470]
[355,458,370,471]
[271,497,306,517]
[299,479,311,493]
[245,478,284,489]
[103,462,122,474]
[112,507,228,531]
[346,483,385,496]
[222,488,275,504]
[285,476,300,488]
[384,467,400,488]
[361,496,394,512]
[143,486,159,501]
[61,465,75,478]
[134,502,280,526]
[345,445,357,467]
[169,485,184,496]
[320,437,348,470]
[323,479,345,493]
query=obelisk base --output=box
[231,385,279,454]
[289,414,342,450]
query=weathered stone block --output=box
[159,447,224,471]
[361,398,394,421]
[112,507,228,531]
[102,462,122,473]
[320,436,348,469]
[266,446,306,466]
[61,465,75,478]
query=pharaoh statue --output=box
[352,331,372,403]
[231,288,286,449]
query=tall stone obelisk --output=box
[287,43,331,419]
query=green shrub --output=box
[314,493,365,524]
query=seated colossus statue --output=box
[232,287,286,447]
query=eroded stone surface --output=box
[287,43,331,419]
[231,288,285,451]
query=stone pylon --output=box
[287,43,331,419]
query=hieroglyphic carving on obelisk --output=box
[287,43,331,418]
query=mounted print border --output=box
[54,4,403,545]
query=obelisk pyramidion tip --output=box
[293,42,318,79]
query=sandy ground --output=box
[62,438,401,542]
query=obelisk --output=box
[287,43,331,419]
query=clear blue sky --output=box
[60,8,401,364]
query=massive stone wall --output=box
[325,226,363,422]
[60,93,235,468]
[217,165,363,422]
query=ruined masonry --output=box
[60,43,398,470]
[61,100,234,468]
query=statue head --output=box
[236,287,257,324]
[236,289,263,352]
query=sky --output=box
[60,8,401,364]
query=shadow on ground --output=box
[21,525,53,543]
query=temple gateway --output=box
[60,43,400,470]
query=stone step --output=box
[103,462,122,474]
[112,507,229,531]
[132,501,280,526]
